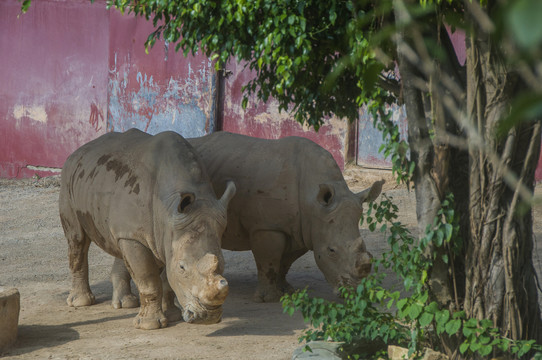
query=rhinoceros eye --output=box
[327,247,336,254]
[179,261,186,271]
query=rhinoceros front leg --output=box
[278,249,308,294]
[119,239,167,330]
[251,230,289,303]
[161,271,183,323]
[111,257,139,309]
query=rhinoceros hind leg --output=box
[161,271,183,323]
[62,213,95,307]
[119,239,167,330]
[251,230,287,303]
[111,257,139,309]
[277,249,308,295]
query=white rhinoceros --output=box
[59,129,236,329]
[188,132,383,302]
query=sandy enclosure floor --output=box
[1,168,541,359]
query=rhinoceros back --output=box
[60,129,207,259]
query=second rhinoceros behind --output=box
[59,129,236,329]
[188,132,383,302]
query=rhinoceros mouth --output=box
[182,302,223,324]
[335,275,362,294]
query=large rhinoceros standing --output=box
[59,129,236,329]
[187,132,383,302]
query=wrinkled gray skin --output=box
[188,132,383,302]
[59,129,236,329]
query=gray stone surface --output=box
[292,341,343,360]
[0,287,20,353]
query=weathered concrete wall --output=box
[0,1,219,178]
[222,61,351,169]
[0,0,109,178]
[357,104,408,169]
[2,2,541,181]
[108,11,218,137]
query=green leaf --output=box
[21,0,32,13]
[445,319,461,335]
[479,344,493,357]
[470,342,481,352]
[425,301,439,314]
[409,303,423,320]
[507,0,542,50]
[287,306,295,316]
[421,269,428,283]
[387,298,394,309]
[435,228,444,246]
[459,342,470,354]
[497,92,542,136]
[443,223,453,242]
[419,312,434,327]
[329,10,337,25]
[519,342,533,356]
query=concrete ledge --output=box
[0,288,20,353]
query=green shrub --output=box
[282,193,542,359]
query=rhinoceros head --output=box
[163,181,236,324]
[309,180,384,294]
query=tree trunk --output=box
[465,22,542,346]
[395,1,542,357]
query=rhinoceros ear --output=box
[178,192,195,213]
[356,179,385,204]
[317,184,335,206]
[219,180,236,208]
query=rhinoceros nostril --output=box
[219,279,228,288]
[183,309,195,323]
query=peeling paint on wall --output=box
[13,104,48,124]
[107,11,217,139]
[108,67,215,137]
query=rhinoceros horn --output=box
[197,253,220,274]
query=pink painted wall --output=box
[0,0,219,178]
[0,0,109,178]
[222,61,351,169]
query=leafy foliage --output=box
[282,194,542,359]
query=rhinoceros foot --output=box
[67,290,95,307]
[164,306,183,323]
[133,311,168,330]
[253,286,285,303]
[111,258,139,309]
[111,293,139,309]
[253,279,294,303]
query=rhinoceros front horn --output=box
[219,180,236,208]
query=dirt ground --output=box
[0,167,540,360]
